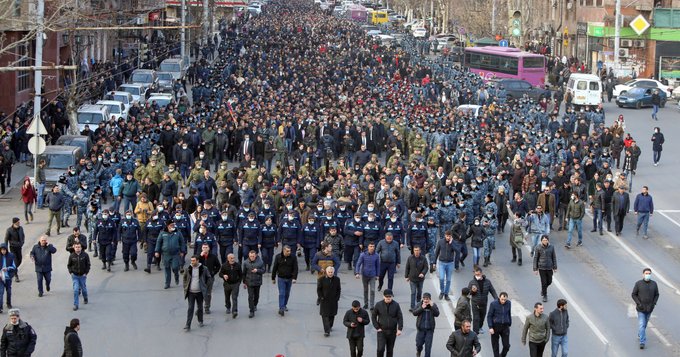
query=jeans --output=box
[376,330,397,357]
[638,311,651,344]
[223,282,239,312]
[348,336,364,357]
[378,262,396,290]
[409,280,423,309]
[531,234,542,254]
[361,275,376,308]
[472,247,482,266]
[592,208,602,232]
[491,323,511,357]
[437,261,453,295]
[653,150,661,164]
[566,219,582,245]
[277,278,292,310]
[551,334,568,357]
[0,278,10,306]
[415,329,435,357]
[71,274,87,307]
[636,212,650,236]
[652,104,659,120]
[112,196,121,213]
[186,291,204,326]
[36,271,51,294]
[37,183,45,208]
[529,341,547,357]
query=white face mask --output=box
[288,215,295,221]
[390,217,397,222]
[126,215,132,220]
[308,220,314,225]
[244,208,250,212]
[169,227,176,232]
[264,204,270,209]
[102,214,109,219]
[355,218,361,222]
[368,218,375,222]
[221,215,228,220]
[416,219,423,223]
[248,218,254,222]
[158,207,164,212]
[287,205,293,210]
[175,215,182,219]
[368,207,374,212]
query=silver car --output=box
[156,72,175,93]
[38,146,84,184]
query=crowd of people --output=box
[0,0,667,355]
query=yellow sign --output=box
[564,39,569,46]
[630,15,650,36]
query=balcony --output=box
[653,8,680,27]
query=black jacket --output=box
[548,308,570,336]
[434,238,456,263]
[62,326,82,357]
[343,307,370,338]
[4,227,24,248]
[271,253,299,280]
[0,321,37,357]
[446,329,480,357]
[404,254,428,282]
[30,243,57,273]
[371,300,404,332]
[468,276,498,306]
[218,261,242,285]
[413,303,440,330]
[317,275,341,317]
[533,243,557,271]
[631,279,660,313]
[67,252,91,276]
[198,253,221,276]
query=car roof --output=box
[120,83,145,89]
[56,135,89,142]
[96,100,124,106]
[78,104,108,112]
[42,145,80,154]
[161,58,182,64]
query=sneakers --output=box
[542,295,548,302]
[576,241,583,247]
[643,235,649,239]
[232,312,238,318]
[439,293,444,300]
[198,321,204,327]
[278,309,284,316]
[73,305,78,311]
[640,343,645,349]
[444,294,451,301]
[564,244,571,249]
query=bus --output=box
[370,10,388,25]
[464,46,546,87]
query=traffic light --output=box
[563,28,569,46]
[511,11,522,37]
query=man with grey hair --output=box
[318,266,341,336]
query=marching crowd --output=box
[0,0,666,356]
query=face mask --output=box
[340,206,346,211]
[102,214,109,219]
[287,205,293,210]
[158,207,164,212]
[308,220,314,225]
[200,230,206,235]
[10,320,18,326]
[644,274,651,281]
[169,168,174,172]
[221,215,228,221]
[475,221,480,226]
[416,219,423,223]
[475,276,482,281]
[244,208,250,212]
[355,218,361,222]
[390,217,397,222]
[288,215,295,221]
[182,146,188,149]
[487,213,493,217]
[82,186,88,190]
[263,204,270,209]
[126,215,132,220]
[248,218,254,222]
[152,215,158,220]
[169,227,176,232]
[368,218,375,222]
[251,165,256,169]
[200,154,205,159]
[70,170,76,175]
[368,207,374,212]
[459,203,465,208]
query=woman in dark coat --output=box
[317,266,341,336]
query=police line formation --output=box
[1,0,665,356]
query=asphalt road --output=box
[2,100,680,357]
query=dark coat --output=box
[183,263,211,298]
[651,132,665,152]
[4,227,25,248]
[0,320,37,357]
[62,326,83,357]
[371,300,404,332]
[533,243,557,271]
[454,295,472,328]
[317,275,341,316]
[242,257,265,286]
[612,191,630,214]
[467,276,498,306]
[343,307,370,338]
[30,243,57,272]
[404,254,428,282]
[67,251,91,276]
[446,329,481,357]
[413,302,440,330]
[631,279,659,313]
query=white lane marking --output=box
[627,304,672,347]
[657,211,680,229]
[584,211,680,296]
[655,210,680,213]
[524,245,610,346]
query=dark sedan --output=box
[616,87,667,109]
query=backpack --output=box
[512,226,525,245]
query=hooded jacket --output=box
[62,326,83,357]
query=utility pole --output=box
[202,0,209,43]
[492,0,497,34]
[614,0,621,73]
[32,0,45,185]
[181,0,186,63]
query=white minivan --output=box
[566,73,602,107]
[76,104,110,133]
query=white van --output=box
[566,73,602,107]
[95,100,128,121]
[76,104,110,133]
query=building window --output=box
[13,0,20,17]
[596,0,604,6]
[16,43,31,92]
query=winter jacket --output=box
[46,191,65,211]
[533,243,557,271]
[454,295,472,328]
[446,329,480,357]
[434,238,456,263]
[109,175,123,196]
[522,313,551,344]
[566,199,585,219]
[67,251,91,276]
[371,300,404,332]
[487,299,512,328]
[631,279,659,313]
[121,179,139,198]
[548,308,570,336]
[0,320,37,357]
[62,326,83,357]
[634,193,654,214]
[271,252,299,280]
[218,261,242,285]
[376,239,400,264]
[404,254,428,282]
[183,263,210,298]
[468,276,498,306]
[355,251,380,278]
[343,307,370,338]
[30,243,56,272]
[4,227,25,248]
[242,257,265,286]
[413,303,440,330]
[317,275,341,317]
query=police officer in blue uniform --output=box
[144,213,164,273]
[93,209,118,272]
[120,210,141,271]
[215,210,237,264]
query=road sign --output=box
[26,116,47,136]
[499,39,509,47]
[27,136,46,156]
[630,15,650,35]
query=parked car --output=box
[38,146,84,184]
[456,104,482,118]
[431,35,457,52]
[118,83,149,104]
[156,72,175,93]
[248,3,262,14]
[613,78,671,97]
[103,91,134,107]
[55,135,94,156]
[495,79,551,101]
[616,87,667,109]
[76,104,109,133]
[95,100,128,121]
[159,57,186,81]
[412,27,427,38]
[147,93,176,108]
